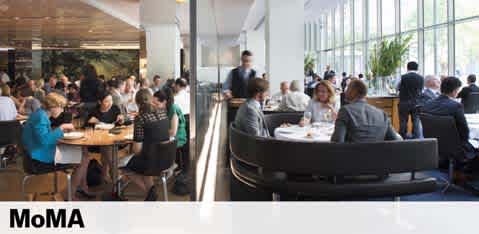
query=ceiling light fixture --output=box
[13,17,20,20]
[176,0,185,3]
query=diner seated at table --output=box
[300,80,339,126]
[67,83,80,103]
[122,89,169,201]
[234,78,270,137]
[417,75,441,107]
[123,76,139,113]
[0,87,17,121]
[16,89,41,116]
[21,93,92,200]
[278,80,310,112]
[109,78,128,115]
[153,88,190,195]
[331,79,402,143]
[421,76,478,163]
[85,91,124,181]
[270,81,289,104]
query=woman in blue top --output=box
[22,93,92,200]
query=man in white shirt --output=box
[174,78,190,115]
[279,80,311,112]
[270,81,289,104]
[0,89,17,121]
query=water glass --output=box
[303,112,312,126]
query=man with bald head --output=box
[270,81,289,104]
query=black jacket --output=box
[399,72,424,103]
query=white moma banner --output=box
[0,202,477,234]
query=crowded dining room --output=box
[1,0,479,203]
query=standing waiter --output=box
[222,50,257,99]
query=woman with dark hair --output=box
[85,91,124,181]
[79,64,102,119]
[123,89,168,201]
[153,88,189,195]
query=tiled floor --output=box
[0,156,190,202]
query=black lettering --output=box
[46,209,66,228]
[31,214,45,228]
[10,209,29,228]
[68,209,84,228]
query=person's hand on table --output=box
[60,123,75,132]
[88,117,100,124]
[116,115,124,125]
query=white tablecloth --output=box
[274,124,334,142]
[466,114,479,140]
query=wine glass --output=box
[303,112,312,126]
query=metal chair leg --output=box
[22,175,32,201]
[1,157,7,168]
[53,172,58,194]
[161,174,168,201]
[66,173,72,201]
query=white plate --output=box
[63,132,84,140]
[95,123,115,130]
[124,134,133,140]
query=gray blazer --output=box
[331,99,402,143]
[234,99,270,137]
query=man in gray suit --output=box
[331,79,402,143]
[234,78,270,137]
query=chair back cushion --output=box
[0,120,22,146]
[142,140,177,175]
[463,92,479,114]
[420,113,462,161]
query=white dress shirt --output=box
[279,91,311,112]
[0,97,17,121]
[175,89,190,115]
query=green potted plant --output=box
[369,35,412,95]
[304,53,316,76]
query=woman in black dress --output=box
[125,89,168,201]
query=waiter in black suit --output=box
[222,50,257,99]
[398,61,424,139]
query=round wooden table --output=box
[58,126,134,198]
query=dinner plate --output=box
[63,132,84,140]
[96,123,115,130]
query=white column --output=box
[265,0,304,94]
[140,0,180,81]
[245,23,266,76]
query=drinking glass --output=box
[303,112,312,126]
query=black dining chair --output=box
[0,120,22,168]
[119,119,177,201]
[22,149,75,201]
[419,113,463,192]
[463,92,479,114]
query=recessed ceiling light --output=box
[176,0,186,3]
[88,29,94,33]
[44,16,51,20]
[13,17,20,20]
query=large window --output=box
[401,0,417,32]
[455,0,479,20]
[307,0,479,78]
[369,0,378,39]
[424,0,447,26]
[382,0,395,36]
[354,0,363,42]
[456,21,479,80]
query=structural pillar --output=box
[265,0,304,94]
[140,0,181,81]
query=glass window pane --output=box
[455,0,479,20]
[424,27,448,76]
[455,21,479,81]
[354,0,363,41]
[334,49,342,72]
[401,32,418,74]
[344,46,352,73]
[354,44,365,75]
[369,0,378,39]
[335,7,341,47]
[401,0,417,31]
[327,12,333,49]
[424,0,448,26]
[382,0,396,36]
[344,1,352,44]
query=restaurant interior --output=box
[1,0,479,202]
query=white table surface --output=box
[466,114,479,140]
[274,123,334,142]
